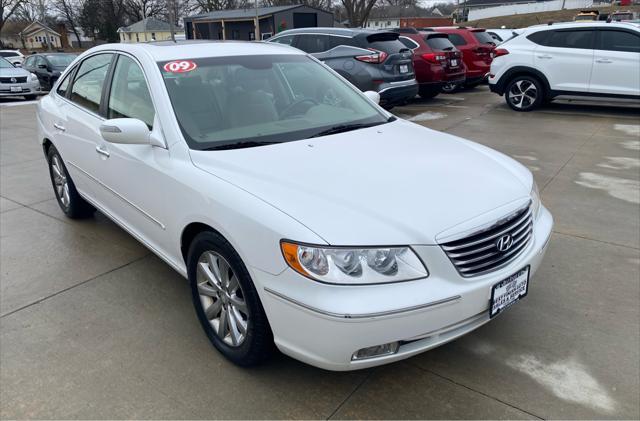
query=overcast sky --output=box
[419,0,456,7]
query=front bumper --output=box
[0,80,41,97]
[255,206,553,371]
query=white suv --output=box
[488,22,640,111]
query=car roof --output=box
[526,21,639,31]
[274,27,394,37]
[81,40,304,61]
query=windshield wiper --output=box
[205,140,278,150]
[309,121,386,139]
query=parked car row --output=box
[0,51,77,101]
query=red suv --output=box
[394,28,466,99]
[433,27,496,90]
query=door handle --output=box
[596,58,613,63]
[537,54,553,59]
[95,145,110,158]
[53,123,65,132]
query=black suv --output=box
[268,27,418,108]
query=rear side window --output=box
[472,31,496,44]
[69,54,113,114]
[327,36,358,49]
[598,30,640,53]
[546,30,594,49]
[448,33,467,46]
[527,30,550,45]
[399,36,420,50]
[296,34,332,53]
[426,36,455,51]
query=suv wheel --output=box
[47,145,96,218]
[441,82,459,93]
[419,86,439,99]
[505,76,543,112]
[188,231,273,366]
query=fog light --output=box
[352,342,399,361]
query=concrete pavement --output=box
[1,89,638,419]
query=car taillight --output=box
[421,53,446,64]
[355,48,388,64]
[492,48,509,58]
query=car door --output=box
[533,28,595,92]
[53,53,115,204]
[590,28,640,96]
[96,53,171,252]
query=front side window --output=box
[70,54,113,113]
[57,72,72,96]
[158,54,388,150]
[448,33,467,46]
[108,55,155,128]
[546,30,594,49]
[598,30,640,53]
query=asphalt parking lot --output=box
[1,87,638,419]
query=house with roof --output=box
[118,17,183,43]
[1,21,62,50]
[183,5,333,41]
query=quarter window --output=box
[448,33,467,46]
[598,30,640,53]
[546,30,594,49]
[399,36,420,50]
[69,54,113,114]
[107,55,155,128]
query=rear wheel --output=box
[47,145,95,218]
[441,82,459,93]
[505,75,543,112]
[188,231,273,366]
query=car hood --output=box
[190,119,533,245]
[0,66,30,77]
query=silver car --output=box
[0,57,41,100]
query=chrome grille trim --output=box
[441,204,533,277]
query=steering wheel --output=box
[280,98,319,118]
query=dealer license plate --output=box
[10,87,22,93]
[399,64,409,73]
[450,59,458,67]
[490,266,529,318]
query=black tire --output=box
[441,82,459,94]
[188,231,273,367]
[418,86,439,99]
[505,75,544,112]
[46,145,96,218]
[24,95,37,100]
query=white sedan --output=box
[37,41,553,371]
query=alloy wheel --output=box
[51,155,70,208]
[196,251,249,347]
[508,79,537,110]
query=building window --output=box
[151,32,155,39]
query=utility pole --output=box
[254,0,260,41]
[169,0,176,42]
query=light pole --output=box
[169,0,176,42]
[254,0,260,41]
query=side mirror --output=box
[364,90,380,104]
[99,118,150,145]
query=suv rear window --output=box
[448,33,467,46]
[364,32,407,53]
[472,31,495,44]
[426,36,455,50]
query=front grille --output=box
[441,204,533,277]
[0,76,27,84]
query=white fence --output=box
[467,0,594,21]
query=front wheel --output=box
[188,231,273,366]
[505,76,544,112]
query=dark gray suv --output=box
[268,27,418,108]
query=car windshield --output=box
[0,58,13,68]
[472,31,496,45]
[46,54,76,67]
[159,54,389,150]
[0,51,20,58]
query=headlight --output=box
[280,241,428,284]
[29,73,38,81]
[531,180,541,220]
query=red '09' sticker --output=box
[163,60,197,73]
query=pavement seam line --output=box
[540,130,598,192]
[326,368,377,420]
[552,229,640,250]
[407,361,546,420]
[0,254,151,319]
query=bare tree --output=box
[1,0,26,33]
[341,0,378,27]
[53,0,83,47]
[123,0,165,22]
